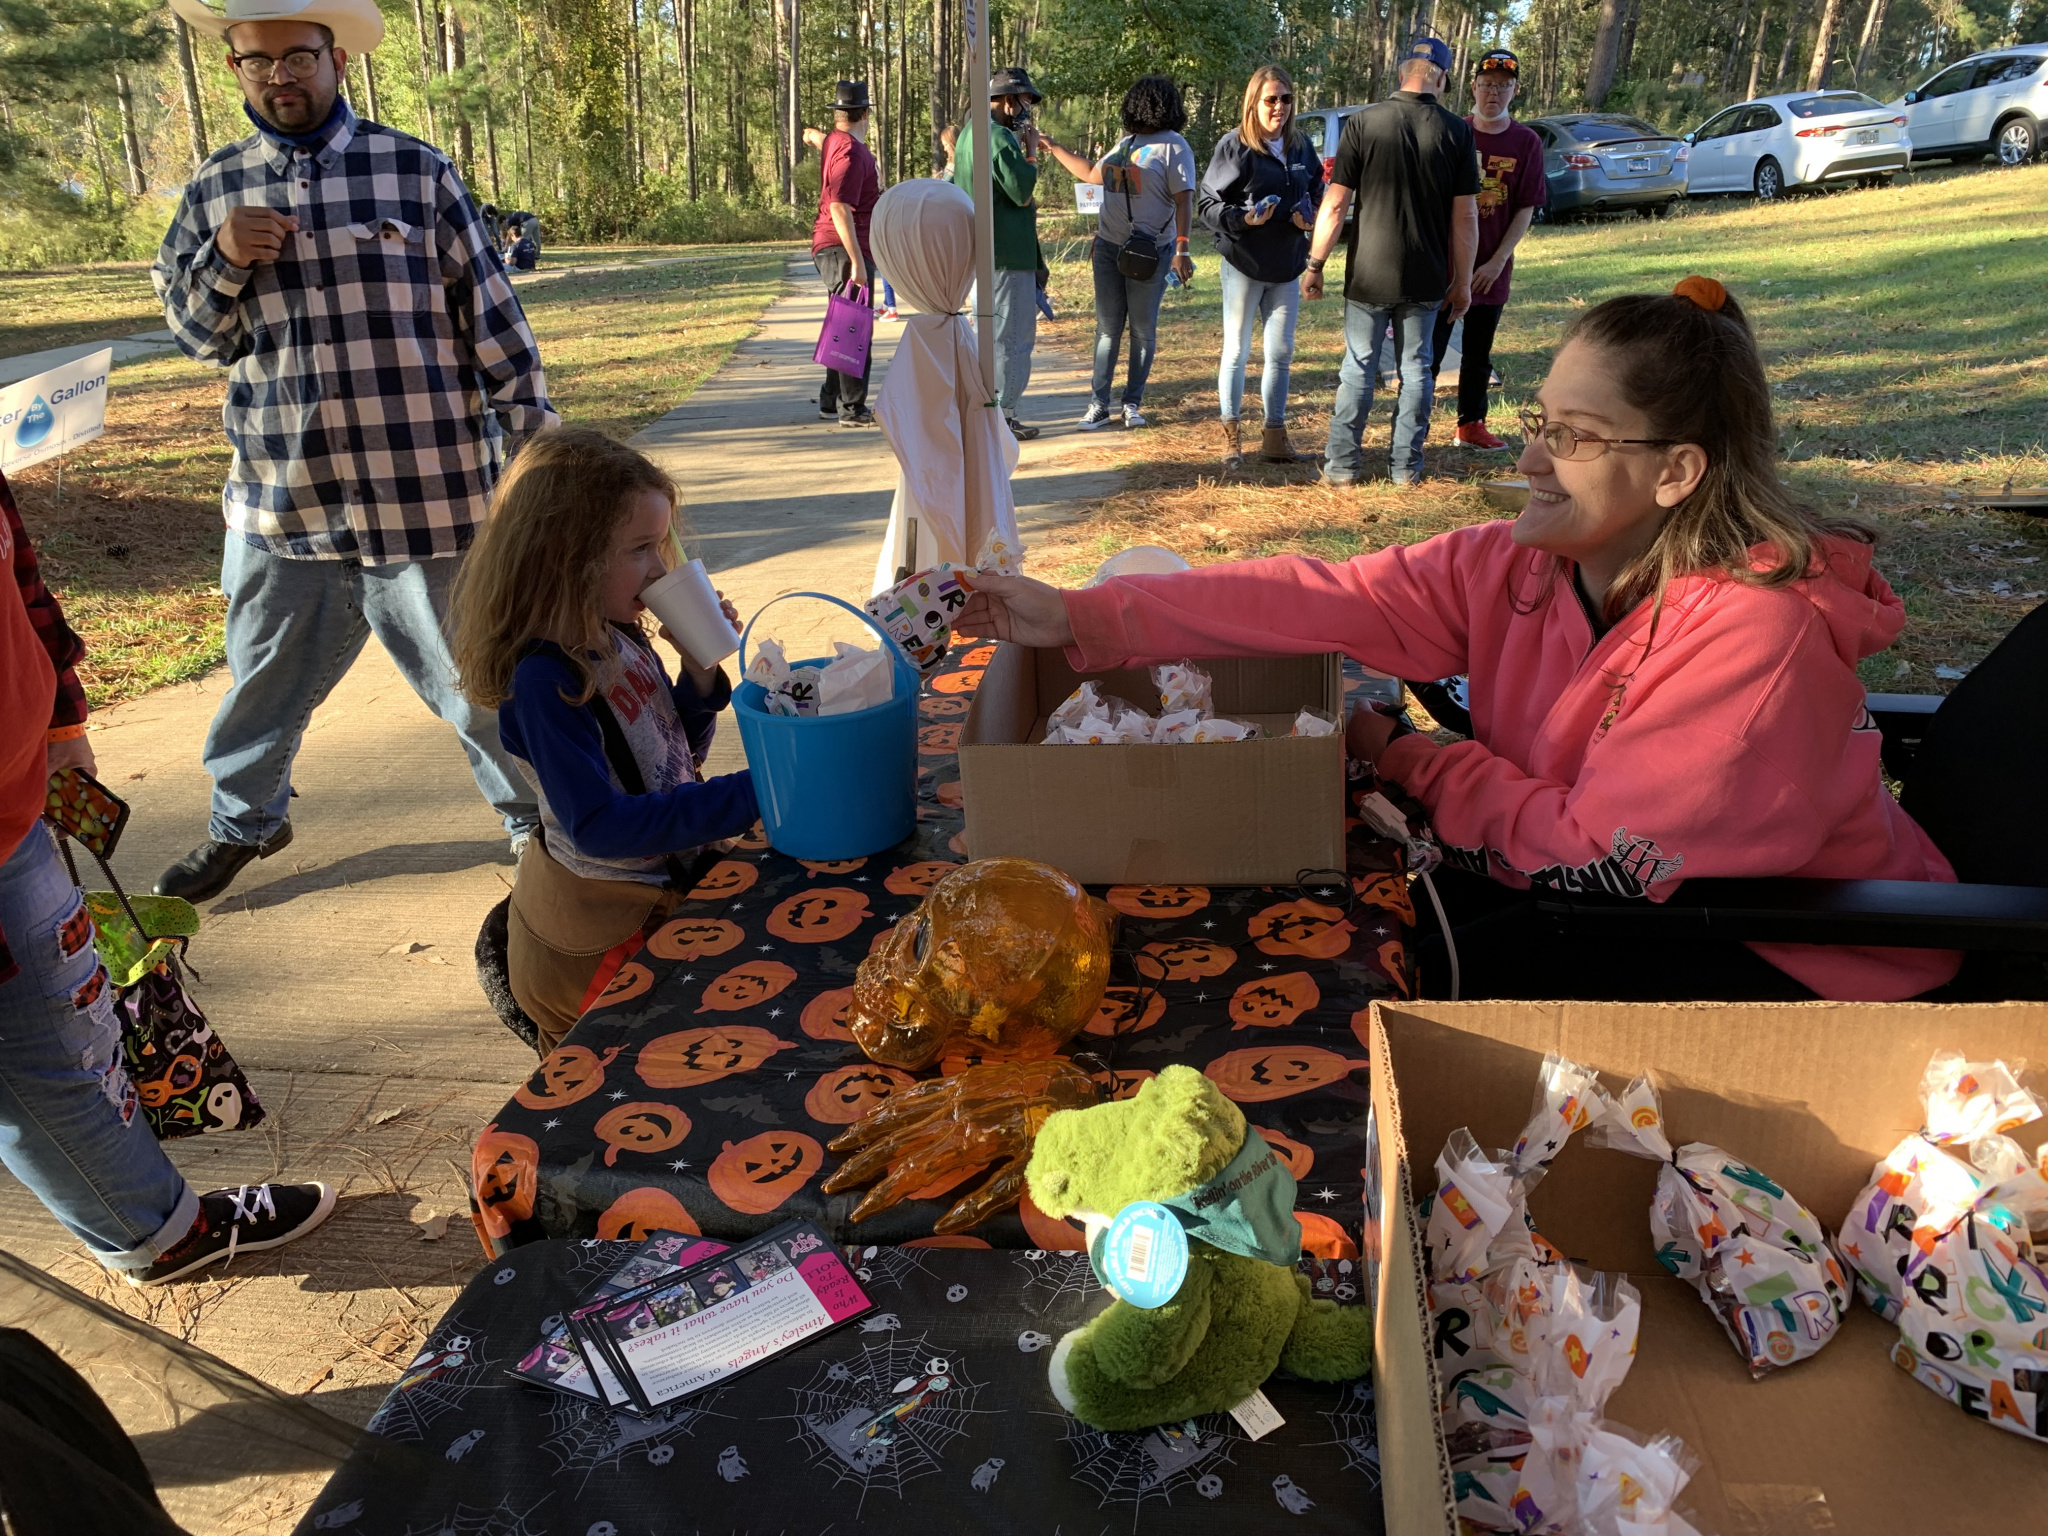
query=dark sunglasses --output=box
[1261,93,1295,105]
[1477,61,1520,78]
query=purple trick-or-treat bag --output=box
[813,284,873,375]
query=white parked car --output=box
[1896,46,2047,166]
[1682,91,1911,199]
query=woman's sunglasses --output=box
[1261,93,1294,106]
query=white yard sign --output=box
[0,347,112,474]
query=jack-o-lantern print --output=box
[957,644,997,667]
[1351,1008,1372,1051]
[697,960,798,1013]
[800,986,856,1041]
[935,780,964,809]
[647,917,745,961]
[797,857,866,877]
[921,695,970,718]
[884,861,955,897]
[1252,1125,1316,1182]
[1248,899,1357,960]
[686,860,758,901]
[598,1186,702,1240]
[594,1102,692,1167]
[1297,1211,1360,1260]
[638,1025,797,1088]
[1019,1192,1089,1251]
[514,1044,622,1110]
[804,1064,918,1126]
[1094,1067,1156,1102]
[765,888,871,943]
[708,1130,824,1215]
[1229,971,1321,1029]
[731,822,771,850]
[919,724,961,755]
[1352,870,1416,925]
[1105,885,1210,919]
[1134,939,1236,983]
[931,668,981,695]
[473,1123,541,1237]
[1205,1046,1365,1103]
[593,961,654,1008]
[1083,985,1167,1037]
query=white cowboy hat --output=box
[170,0,384,56]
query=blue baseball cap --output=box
[1407,36,1453,71]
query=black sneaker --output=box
[818,402,838,419]
[155,822,293,902]
[1006,415,1041,441]
[840,407,875,427]
[133,1182,337,1286]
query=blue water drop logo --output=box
[15,395,53,448]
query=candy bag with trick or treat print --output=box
[863,563,974,677]
[1585,1073,1851,1379]
[1890,1147,2048,1445]
[1836,1050,2042,1322]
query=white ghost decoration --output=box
[717,1445,749,1482]
[971,1458,1005,1491]
[1273,1474,1315,1514]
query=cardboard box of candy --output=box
[1364,999,2048,1536]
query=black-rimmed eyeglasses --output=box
[230,45,332,83]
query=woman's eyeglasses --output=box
[229,45,332,82]
[1518,409,1676,461]
[1261,94,1294,106]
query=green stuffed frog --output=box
[1024,1064,1374,1431]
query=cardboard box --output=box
[1364,1000,2048,1536]
[958,643,1345,885]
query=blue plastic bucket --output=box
[731,592,920,861]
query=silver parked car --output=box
[1897,45,2047,165]
[1528,114,1689,219]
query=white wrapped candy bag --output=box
[1578,1425,1708,1536]
[1187,717,1256,742]
[864,564,972,676]
[1292,707,1339,738]
[1042,681,1154,744]
[745,637,818,717]
[1152,708,1206,744]
[974,533,1022,578]
[746,636,894,717]
[1837,1051,2042,1322]
[1586,1075,1849,1378]
[1152,659,1214,717]
[1890,1151,2048,1444]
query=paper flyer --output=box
[509,1231,727,1405]
[582,1221,871,1412]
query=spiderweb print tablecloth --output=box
[471,640,1419,1256]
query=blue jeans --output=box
[205,536,538,844]
[0,824,198,1271]
[989,268,1038,415]
[1089,238,1167,409]
[1325,299,1440,482]
[1217,262,1302,425]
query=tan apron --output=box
[507,831,674,1053]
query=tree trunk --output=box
[486,109,502,198]
[1723,0,1752,91]
[411,0,439,142]
[1586,0,1624,107]
[1774,0,1806,88]
[515,12,535,203]
[1805,0,1845,89]
[173,17,209,170]
[627,0,644,182]
[361,52,381,121]
[446,7,472,172]
[112,67,146,195]
[930,0,944,170]
[1748,6,1771,96]
[678,0,698,198]
[1618,0,1643,77]
[787,0,801,207]
[83,103,115,216]
[1854,0,1887,79]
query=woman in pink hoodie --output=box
[960,277,1959,1003]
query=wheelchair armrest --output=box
[1864,692,1941,782]
[1533,877,2048,952]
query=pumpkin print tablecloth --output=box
[472,642,1418,1257]
[295,1239,1385,1536]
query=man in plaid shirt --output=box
[154,0,555,902]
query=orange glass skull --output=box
[847,858,1116,1071]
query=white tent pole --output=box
[966,0,996,405]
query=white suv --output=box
[1896,46,2047,166]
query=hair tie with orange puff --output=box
[1672,275,1728,312]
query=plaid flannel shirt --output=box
[153,103,557,564]
[5,473,87,730]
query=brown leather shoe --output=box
[1260,424,1299,462]
[1221,418,1243,469]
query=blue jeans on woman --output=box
[0,823,198,1271]
[1089,238,1168,409]
[1324,299,1439,484]
[1217,261,1301,426]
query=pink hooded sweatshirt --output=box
[1063,520,1960,1002]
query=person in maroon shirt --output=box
[1431,49,1546,451]
[811,80,882,428]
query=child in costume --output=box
[453,428,758,1050]
[958,278,1957,1004]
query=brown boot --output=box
[1260,424,1299,463]
[1221,418,1243,469]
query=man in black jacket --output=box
[1303,37,1479,488]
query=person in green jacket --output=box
[953,65,1046,440]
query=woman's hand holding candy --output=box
[955,572,1077,648]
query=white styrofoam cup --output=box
[641,558,741,668]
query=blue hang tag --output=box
[1092,1202,1190,1309]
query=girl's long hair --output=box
[1555,283,1872,626]
[452,426,682,710]
[1239,66,1302,153]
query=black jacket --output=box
[1198,129,1327,285]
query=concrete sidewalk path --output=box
[0,256,1120,1531]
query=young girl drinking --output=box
[959,278,1959,1003]
[454,428,759,1049]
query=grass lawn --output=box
[5,244,796,707]
[1031,162,2048,690]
